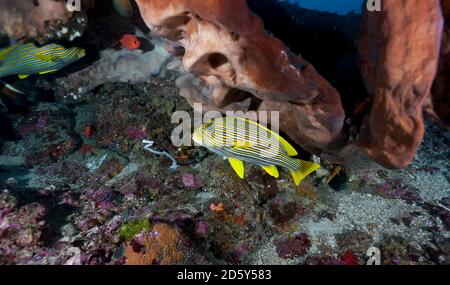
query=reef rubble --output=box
[0,73,448,264]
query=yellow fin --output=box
[34,54,56,62]
[262,165,279,178]
[38,69,58,75]
[278,137,298,156]
[233,116,298,156]
[231,140,253,149]
[290,159,321,186]
[228,157,245,179]
[18,74,29,79]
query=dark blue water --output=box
[287,0,364,14]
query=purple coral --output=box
[88,186,113,204]
[275,233,311,259]
[376,180,422,205]
[136,173,159,188]
[195,220,210,236]
[182,173,203,189]
[229,243,250,264]
[126,127,147,140]
[35,116,47,129]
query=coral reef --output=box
[0,0,449,266]
[0,73,448,265]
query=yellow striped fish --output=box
[192,116,321,186]
[0,43,85,80]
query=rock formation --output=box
[134,0,450,168]
[358,0,444,168]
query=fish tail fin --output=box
[290,159,321,186]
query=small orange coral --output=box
[210,203,224,213]
[124,223,186,265]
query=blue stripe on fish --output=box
[0,43,85,79]
[193,116,321,186]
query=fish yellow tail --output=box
[290,160,321,186]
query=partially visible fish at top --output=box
[192,116,321,186]
[0,43,86,80]
[113,34,141,50]
[112,0,133,18]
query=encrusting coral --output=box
[124,223,186,265]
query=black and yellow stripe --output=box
[193,116,321,186]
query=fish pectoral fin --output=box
[290,159,321,186]
[38,69,58,75]
[228,157,245,179]
[262,165,279,178]
[18,74,29,79]
[231,140,253,149]
[34,53,56,62]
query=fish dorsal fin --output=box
[228,157,245,179]
[233,116,298,156]
[262,165,279,178]
[18,74,29,79]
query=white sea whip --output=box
[142,139,178,170]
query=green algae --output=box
[118,219,152,241]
